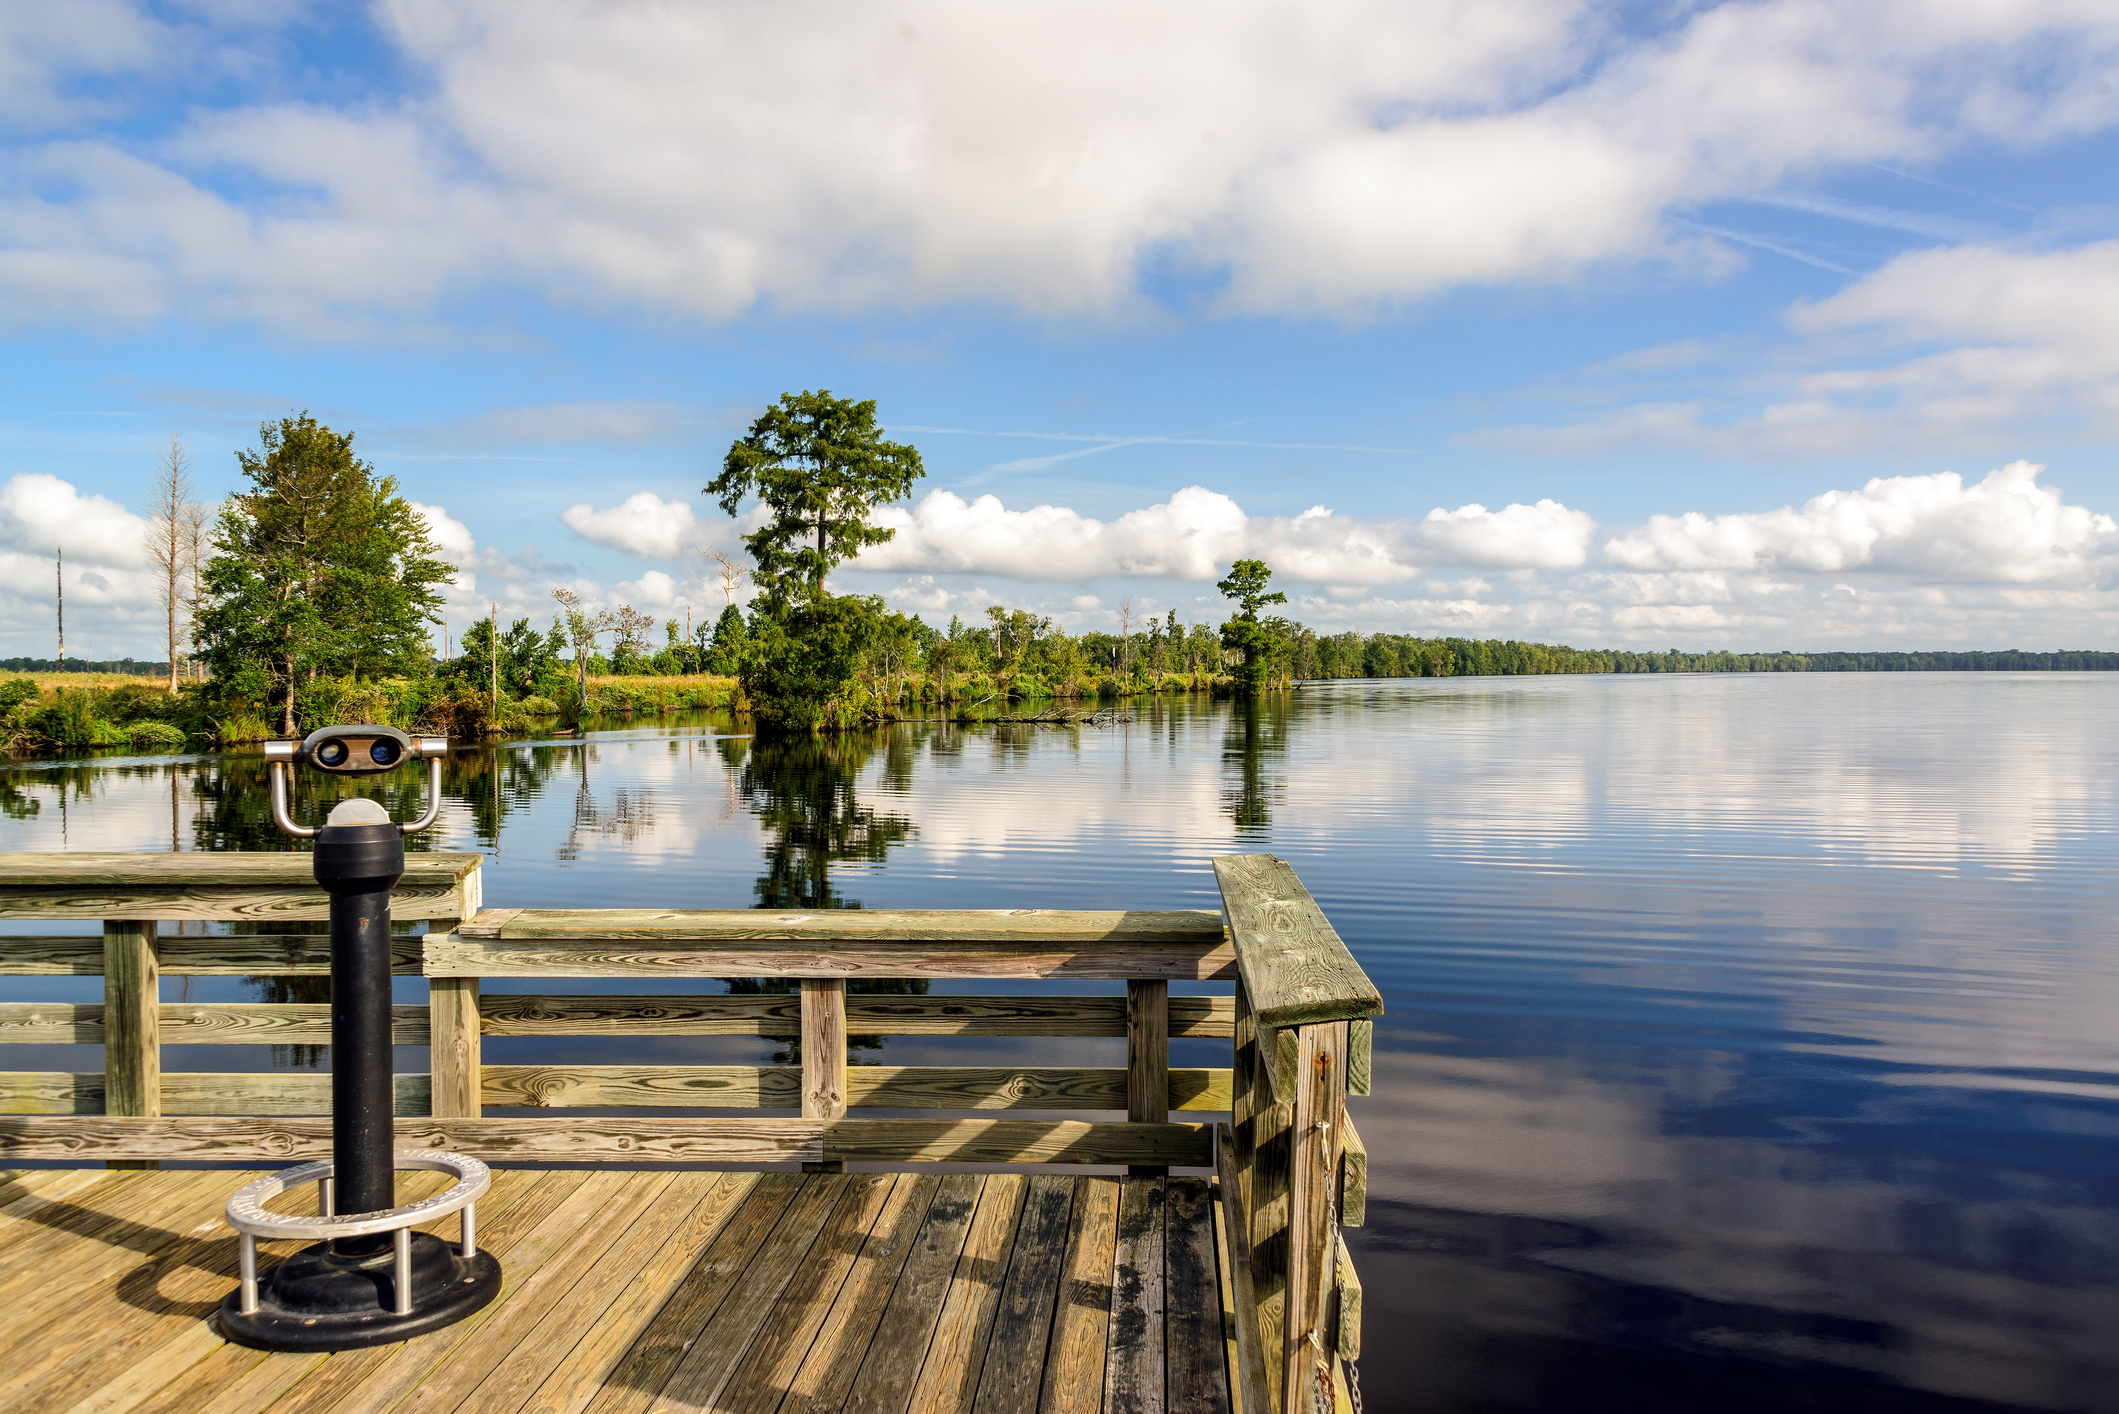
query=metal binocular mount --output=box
[222,726,501,1351]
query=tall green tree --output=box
[1217,558,1288,697]
[706,391,925,732]
[195,414,452,735]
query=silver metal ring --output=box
[224,1150,490,1242]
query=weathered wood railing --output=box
[0,849,1379,1414]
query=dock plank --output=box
[642,1174,852,1413]
[576,1173,802,1414]
[1165,1177,1232,1414]
[901,1172,1029,1414]
[778,1172,940,1414]
[1037,1175,1120,1414]
[713,1173,899,1414]
[515,1173,758,1414]
[394,1171,683,1414]
[15,1169,548,1414]
[427,1171,724,1414]
[1104,1177,1168,1414]
[841,1173,985,1414]
[0,1163,1262,1414]
[973,1173,1078,1414]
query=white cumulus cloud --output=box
[6,2,2119,330]
[561,492,704,560]
[408,501,475,562]
[1603,462,2117,583]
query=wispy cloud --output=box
[896,424,1422,475]
[1747,193,2000,244]
[1675,220,1857,275]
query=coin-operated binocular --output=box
[221,727,501,1351]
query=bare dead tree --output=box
[1117,597,1133,672]
[181,501,212,680]
[706,546,749,605]
[143,435,198,691]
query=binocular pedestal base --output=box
[221,1233,501,1351]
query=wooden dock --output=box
[0,849,1380,1414]
[0,1164,1232,1414]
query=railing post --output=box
[102,920,159,1170]
[1126,977,1169,1177]
[1233,979,1292,1412]
[1282,1021,1347,1414]
[429,977,481,1117]
[801,978,846,1172]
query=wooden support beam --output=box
[1339,1114,1366,1229]
[1334,1233,1362,1361]
[476,1063,1233,1111]
[1212,854,1382,1030]
[1348,1018,1371,1097]
[0,934,425,976]
[472,991,1237,1037]
[99,922,156,1172]
[428,977,481,1117]
[1231,979,1292,1412]
[0,1072,431,1115]
[1128,978,1169,1177]
[0,1115,1213,1166]
[0,1003,430,1045]
[0,852,481,923]
[802,978,847,1172]
[1282,1022,1348,1414]
[1215,1125,1275,1414]
[451,905,1225,943]
[424,933,1236,981]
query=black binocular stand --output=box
[220,726,501,1352]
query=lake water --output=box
[5,673,2118,1413]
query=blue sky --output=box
[4,1,2118,658]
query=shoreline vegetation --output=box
[6,641,2117,756]
[13,400,2118,759]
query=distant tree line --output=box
[1,658,174,675]
[1287,638,2119,678]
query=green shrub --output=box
[125,720,188,750]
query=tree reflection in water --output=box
[1221,696,1287,838]
[720,731,926,1065]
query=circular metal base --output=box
[219,1233,501,1352]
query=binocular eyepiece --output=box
[264,726,450,838]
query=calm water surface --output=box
[5,673,2117,1413]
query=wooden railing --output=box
[0,848,1379,1414]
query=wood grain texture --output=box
[0,1071,429,1116]
[0,1113,1206,1165]
[425,933,1237,981]
[1334,1233,1361,1361]
[1232,983,1293,1411]
[1104,1176,1167,1414]
[577,1173,799,1414]
[0,852,477,924]
[0,1115,824,1163]
[393,1171,682,1414]
[480,1063,1232,1113]
[842,1172,984,1414]
[1038,1174,1120,1414]
[779,1173,941,1414]
[1214,1126,1276,1414]
[424,1172,718,1414]
[644,1174,850,1414]
[1213,1179,1242,1414]
[1339,1114,1366,1229]
[0,933,427,976]
[0,851,481,888]
[972,1173,1078,1414]
[1348,1018,1371,1096]
[428,977,480,1118]
[903,1172,1029,1414]
[1128,980,1169,1125]
[0,1003,429,1045]
[1282,1022,1347,1414]
[713,1173,900,1414]
[1166,1176,1233,1414]
[801,978,847,1120]
[1212,855,1382,1030]
[475,991,1235,1038]
[101,921,157,1119]
[456,906,1224,942]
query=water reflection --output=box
[4,678,2118,1411]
